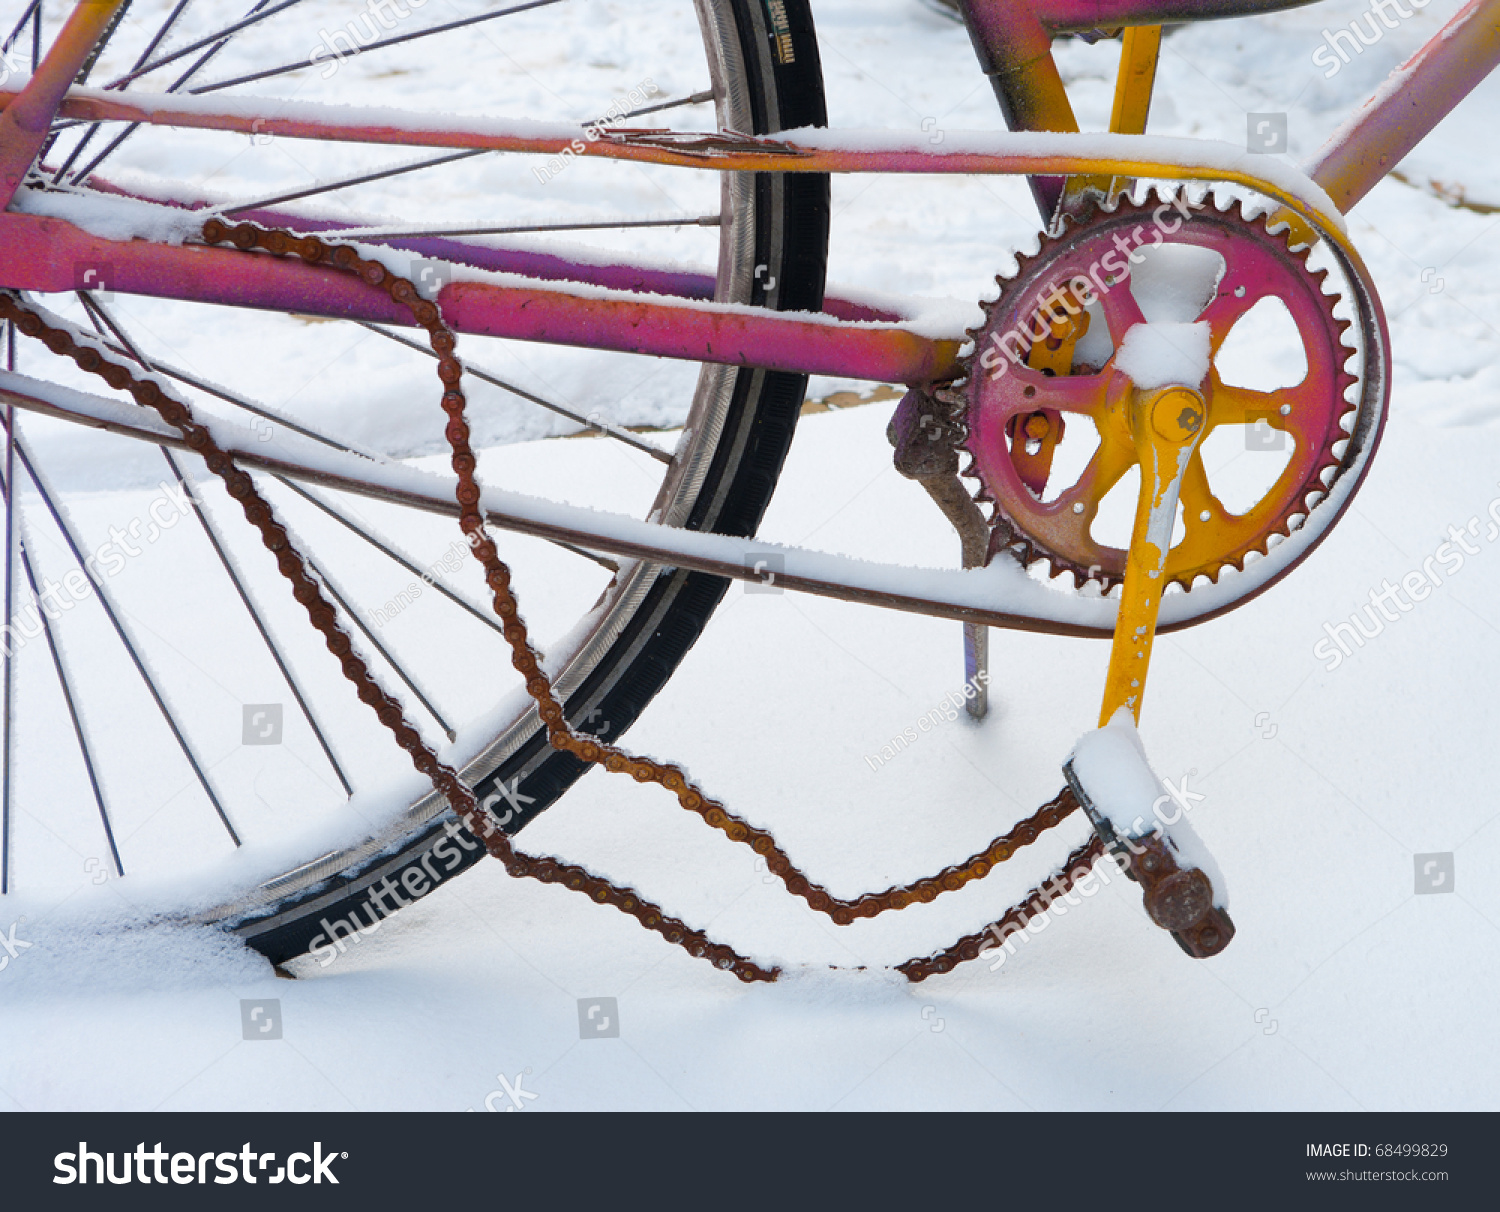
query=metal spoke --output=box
[355,322,674,464]
[620,89,715,121]
[278,470,615,600]
[318,215,721,241]
[204,92,709,207]
[36,0,137,167]
[36,0,135,168]
[189,0,568,95]
[67,123,133,187]
[73,0,134,87]
[8,305,123,882]
[0,368,634,580]
[75,294,356,798]
[105,0,304,88]
[164,450,354,798]
[273,476,509,634]
[131,0,197,71]
[1,1,41,56]
[301,548,457,743]
[71,294,613,576]
[223,148,489,217]
[12,437,241,847]
[52,0,196,183]
[72,0,293,185]
[48,121,103,184]
[209,93,711,213]
[75,292,365,458]
[17,531,125,878]
[16,323,618,585]
[545,539,618,571]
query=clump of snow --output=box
[1113,321,1212,389]
[12,184,202,246]
[1069,709,1228,909]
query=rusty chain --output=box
[898,837,1104,981]
[0,216,1099,981]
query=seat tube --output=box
[957,0,1080,222]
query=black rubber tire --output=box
[234,0,830,965]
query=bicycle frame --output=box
[0,0,1493,385]
[0,0,1485,628]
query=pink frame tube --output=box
[0,212,963,384]
[0,0,128,207]
[0,0,1492,387]
[79,174,904,324]
[1033,0,1318,28]
[1306,0,1500,213]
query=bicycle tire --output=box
[210,0,831,964]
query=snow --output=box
[0,357,1365,637]
[12,183,203,246]
[0,0,1497,1114]
[1113,320,1212,390]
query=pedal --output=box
[1063,713,1234,958]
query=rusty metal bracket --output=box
[889,385,992,717]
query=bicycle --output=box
[0,0,1488,980]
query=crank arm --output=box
[1098,382,1208,726]
[1070,376,1235,957]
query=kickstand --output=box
[888,387,990,719]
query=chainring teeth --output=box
[958,187,1365,593]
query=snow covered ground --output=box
[2,0,1499,1112]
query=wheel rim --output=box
[0,0,826,934]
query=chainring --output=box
[958,191,1359,592]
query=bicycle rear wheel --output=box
[0,0,828,963]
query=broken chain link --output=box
[0,217,1099,981]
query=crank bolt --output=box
[1149,386,1205,443]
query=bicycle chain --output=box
[899,836,1104,981]
[0,218,1096,982]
